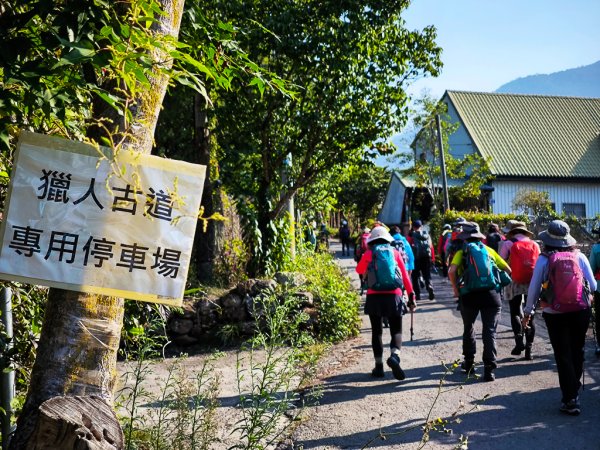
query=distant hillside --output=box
[495,60,600,97]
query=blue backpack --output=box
[367,244,404,291]
[458,242,499,295]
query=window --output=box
[562,203,586,218]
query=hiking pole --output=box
[410,309,414,341]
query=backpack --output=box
[366,244,404,291]
[457,242,499,295]
[391,238,409,266]
[590,243,600,280]
[542,251,590,312]
[411,230,432,260]
[354,233,370,262]
[508,239,540,284]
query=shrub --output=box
[286,247,361,342]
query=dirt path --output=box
[291,241,600,449]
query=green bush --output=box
[286,247,361,342]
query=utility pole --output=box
[435,114,450,212]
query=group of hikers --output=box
[347,217,600,416]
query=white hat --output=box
[366,226,394,244]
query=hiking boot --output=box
[386,354,406,381]
[483,367,495,382]
[371,363,385,378]
[511,334,526,356]
[560,398,580,416]
[524,347,533,361]
[428,288,435,300]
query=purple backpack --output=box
[545,251,589,312]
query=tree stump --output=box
[25,396,123,450]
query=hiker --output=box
[408,220,435,300]
[318,222,329,250]
[354,226,371,262]
[339,220,352,257]
[445,217,469,270]
[485,223,504,253]
[437,223,452,277]
[588,229,600,356]
[448,222,511,382]
[355,226,415,380]
[304,221,317,251]
[499,221,540,360]
[391,225,414,274]
[523,220,596,416]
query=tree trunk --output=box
[26,396,123,450]
[192,93,223,283]
[9,1,186,448]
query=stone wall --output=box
[166,272,314,345]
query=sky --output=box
[389,0,600,158]
[402,0,600,100]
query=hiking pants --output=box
[341,238,352,256]
[369,314,402,360]
[460,293,501,369]
[411,257,432,299]
[543,308,591,403]
[509,294,535,347]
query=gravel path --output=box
[291,241,600,450]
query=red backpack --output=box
[354,233,370,262]
[509,239,540,284]
[543,251,590,312]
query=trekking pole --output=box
[410,309,414,341]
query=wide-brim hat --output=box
[367,226,394,243]
[538,220,576,248]
[505,221,533,237]
[502,219,520,233]
[457,222,486,241]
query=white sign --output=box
[0,131,206,306]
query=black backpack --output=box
[411,230,431,259]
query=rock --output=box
[249,279,277,296]
[274,271,307,288]
[168,317,194,335]
[294,291,314,307]
[221,293,247,322]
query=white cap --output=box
[366,226,394,243]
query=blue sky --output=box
[403,0,600,99]
[388,0,600,161]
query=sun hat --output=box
[366,226,394,244]
[488,223,500,233]
[443,224,451,230]
[538,220,576,248]
[457,222,486,241]
[362,226,371,233]
[502,219,520,233]
[505,221,533,238]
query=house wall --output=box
[445,100,477,161]
[491,180,600,217]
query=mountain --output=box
[495,60,600,97]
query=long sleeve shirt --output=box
[525,251,597,315]
[356,247,414,296]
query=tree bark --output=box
[192,93,223,283]
[26,396,123,450]
[9,1,186,448]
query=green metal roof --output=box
[444,91,600,179]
